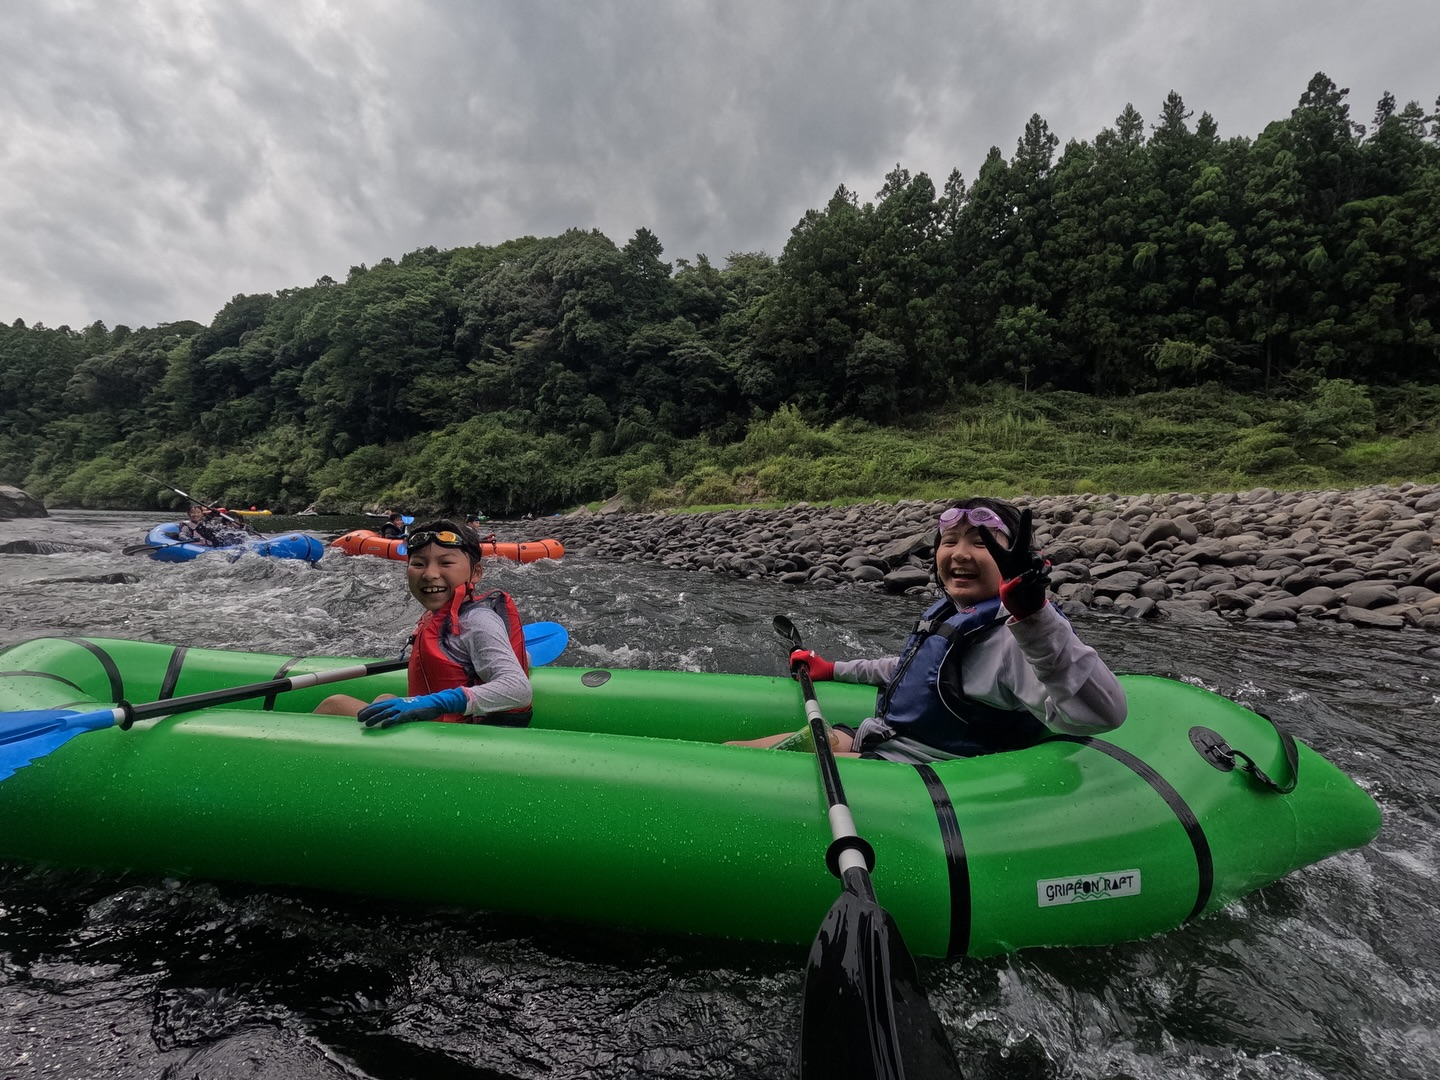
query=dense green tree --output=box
[1226,138,1323,387]
[752,184,870,410]
[1047,107,1153,391]
[620,227,675,323]
[1285,72,1365,216]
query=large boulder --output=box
[0,486,47,519]
[0,539,88,554]
[882,566,932,594]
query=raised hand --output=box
[977,508,1051,620]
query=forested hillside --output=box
[3,73,1438,513]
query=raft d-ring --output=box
[1189,726,1236,772]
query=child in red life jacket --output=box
[728,497,1125,763]
[314,519,533,727]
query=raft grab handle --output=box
[1189,720,1298,795]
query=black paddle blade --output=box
[800,874,964,1080]
[773,614,803,648]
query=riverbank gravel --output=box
[541,484,1440,632]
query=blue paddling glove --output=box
[357,687,468,728]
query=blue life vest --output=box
[871,595,1050,757]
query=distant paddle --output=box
[139,473,261,536]
[0,622,569,782]
[772,615,964,1080]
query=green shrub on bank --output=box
[1220,424,1302,473]
[618,461,666,509]
[1342,432,1440,477]
[682,467,739,506]
[21,381,1440,513]
[638,381,1439,510]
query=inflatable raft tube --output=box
[330,529,564,563]
[143,523,325,564]
[0,636,1380,958]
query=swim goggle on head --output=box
[937,506,1010,539]
[406,530,481,559]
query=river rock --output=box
[0,486,47,519]
[883,566,932,594]
[1340,606,1406,629]
[1393,531,1435,553]
[1246,599,1301,620]
[1344,583,1401,609]
[0,539,91,554]
[33,573,140,585]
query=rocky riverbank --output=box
[538,484,1440,631]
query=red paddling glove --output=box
[789,649,835,681]
[977,508,1052,621]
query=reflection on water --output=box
[0,510,1436,1079]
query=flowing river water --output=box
[1,510,1437,1080]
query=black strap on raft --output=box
[1189,712,1299,795]
[158,646,188,701]
[263,656,306,711]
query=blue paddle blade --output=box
[0,705,119,746]
[0,707,120,781]
[523,621,569,666]
[0,724,87,781]
[0,708,72,744]
[0,707,117,744]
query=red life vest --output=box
[407,585,531,725]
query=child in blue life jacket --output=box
[729,497,1126,763]
[314,519,533,728]
[377,511,407,539]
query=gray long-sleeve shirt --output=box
[441,604,534,717]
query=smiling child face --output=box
[406,546,481,612]
[935,522,1006,607]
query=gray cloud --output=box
[2,0,1435,329]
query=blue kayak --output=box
[144,523,325,564]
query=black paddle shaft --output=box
[774,616,857,831]
[773,614,966,1080]
[121,658,408,726]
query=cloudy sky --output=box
[2,0,1436,331]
